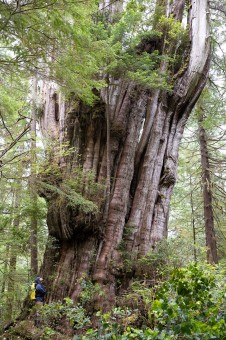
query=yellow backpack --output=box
[30,282,36,301]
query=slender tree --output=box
[6,184,21,321]
[189,175,197,263]
[198,107,218,264]
[30,75,38,276]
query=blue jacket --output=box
[35,277,46,302]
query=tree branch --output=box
[2,150,29,165]
[0,112,14,141]
[209,1,226,16]
[0,124,30,159]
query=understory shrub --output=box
[151,263,226,339]
[79,263,226,339]
[39,297,91,331]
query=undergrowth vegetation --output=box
[2,239,226,339]
[6,261,225,339]
[58,263,224,339]
[79,263,226,339]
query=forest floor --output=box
[2,320,71,340]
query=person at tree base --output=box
[35,277,46,305]
[34,276,46,328]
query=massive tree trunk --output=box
[39,0,211,308]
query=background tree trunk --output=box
[39,0,211,308]
[30,75,38,277]
[190,175,197,263]
[198,110,218,264]
[6,185,21,321]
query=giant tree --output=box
[35,0,211,309]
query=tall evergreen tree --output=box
[30,74,38,276]
[198,105,218,264]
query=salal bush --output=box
[80,263,226,339]
[151,263,226,339]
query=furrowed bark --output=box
[126,0,210,257]
[38,0,211,308]
[93,88,147,284]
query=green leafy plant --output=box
[39,298,91,331]
[41,327,56,339]
[80,264,226,339]
[150,263,226,339]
